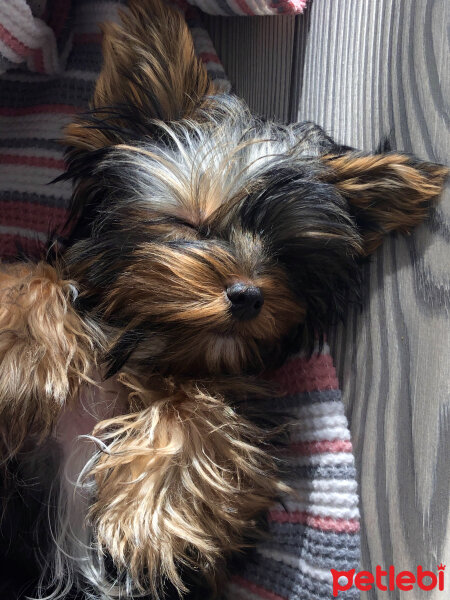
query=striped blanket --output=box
[227,346,360,600]
[0,1,361,599]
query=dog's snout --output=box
[226,283,264,320]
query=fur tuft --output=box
[85,374,288,597]
[0,263,102,456]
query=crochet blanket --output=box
[0,2,360,599]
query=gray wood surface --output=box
[206,1,450,597]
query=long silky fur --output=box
[0,262,103,456]
[38,375,288,600]
[2,0,447,598]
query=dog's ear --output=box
[322,152,448,255]
[65,0,214,151]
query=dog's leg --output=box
[84,374,287,597]
[0,262,99,455]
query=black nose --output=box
[226,283,264,321]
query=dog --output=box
[0,0,447,598]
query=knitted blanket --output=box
[227,346,360,600]
[0,2,360,599]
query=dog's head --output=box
[62,0,447,380]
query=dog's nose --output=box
[226,283,264,320]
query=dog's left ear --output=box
[322,152,448,255]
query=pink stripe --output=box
[269,510,360,533]
[289,440,353,455]
[48,0,72,39]
[232,576,287,600]
[0,154,65,169]
[0,104,81,116]
[0,201,69,233]
[267,353,339,394]
[271,0,308,14]
[73,33,103,45]
[234,0,254,16]
[199,52,220,64]
[0,23,33,58]
[0,233,43,257]
[32,47,45,74]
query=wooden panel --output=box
[295,1,450,598]
[207,1,449,597]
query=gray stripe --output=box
[260,538,360,571]
[0,225,47,243]
[0,191,70,209]
[268,522,360,551]
[241,554,360,600]
[288,465,357,480]
[0,139,63,151]
[257,389,343,413]
[0,56,17,74]
[66,48,104,72]
[0,78,95,108]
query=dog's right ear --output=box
[64,0,214,152]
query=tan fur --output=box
[1,1,445,598]
[65,0,214,151]
[97,241,305,376]
[322,153,449,254]
[0,262,100,455]
[88,373,288,596]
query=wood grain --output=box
[207,1,450,597]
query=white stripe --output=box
[256,547,334,583]
[290,426,351,442]
[0,5,42,46]
[0,165,71,197]
[281,491,360,510]
[0,224,47,242]
[288,478,358,494]
[0,8,59,74]
[275,499,359,519]
[202,61,226,74]
[245,0,275,15]
[289,452,355,467]
[0,38,23,64]
[290,425,350,443]
[290,413,349,431]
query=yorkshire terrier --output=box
[0,0,447,598]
